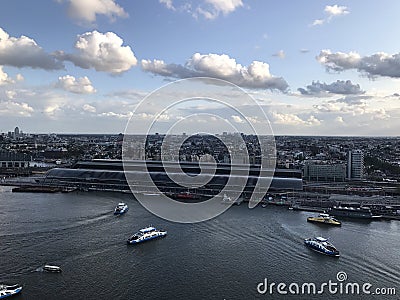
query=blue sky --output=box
[0,0,400,135]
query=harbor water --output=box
[0,186,399,299]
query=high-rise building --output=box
[14,127,20,139]
[347,150,364,180]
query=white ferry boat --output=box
[114,203,128,215]
[127,226,167,245]
[304,237,340,257]
[0,284,22,299]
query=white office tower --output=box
[347,150,364,180]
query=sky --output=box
[0,0,400,135]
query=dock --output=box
[11,186,76,193]
[291,205,326,213]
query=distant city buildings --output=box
[303,150,364,182]
[0,128,398,183]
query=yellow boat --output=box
[307,213,341,226]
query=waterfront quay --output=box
[2,160,400,220]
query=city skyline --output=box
[1,1,400,135]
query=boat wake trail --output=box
[0,211,112,239]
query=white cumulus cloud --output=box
[272,112,321,126]
[159,0,176,11]
[311,4,349,26]
[195,0,243,19]
[141,53,288,91]
[0,27,63,70]
[15,73,24,81]
[99,111,133,119]
[312,19,324,26]
[57,0,128,24]
[298,80,364,96]
[0,67,24,86]
[159,0,243,20]
[55,31,137,74]
[317,49,400,79]
[0,100,34,117]
[82,103,97,113]
[334,116,345,124]
[325,5,349,16]
[231,115,244,123]
[5,90,17,99]
[56,75,96,94]
[0,66,14,85]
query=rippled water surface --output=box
[1,186,399,299]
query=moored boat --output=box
[328,206,379,220]
[43,264,62,273]
[0,284,22,299]
[127,226,167,245]
[114,203,128,215]
[234,198,243,205]
[304,237,340,257]
[307,213,341,226]
[176,191,195,199]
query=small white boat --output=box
[43,264,62,273]
[127,226,167,245]
[0,284,22,299]
[221,194,235,204]
[222,195,244,205]
[114,203,128,215]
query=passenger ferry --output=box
[0,284,22,299]
[307,213,341,226]
[304,237,340,257]
[127,226,167,245]
[114,203,128,215]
